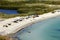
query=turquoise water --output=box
[0,9,18,14]
[14,16,60,40]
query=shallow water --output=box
[0,9,18,14]
[14,16,60,40]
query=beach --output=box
[15,13,60,40]
[0,10,60,35]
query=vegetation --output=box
[0,36,11,40]
[0,0,60,18]
[40,1,60,5]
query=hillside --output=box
[0,0,60,18]
[1,0,60,2]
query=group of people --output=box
[3,14,39,28]
[3,18,24,27]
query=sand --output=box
[0,10,60,35]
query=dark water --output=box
[0,9,18,14]
[13,16,60,40]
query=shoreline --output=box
[13,12,60,34]
[8,10,60,35]
[0,10,60,35]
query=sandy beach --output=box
[0,10,60,35]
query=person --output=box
[27,30,31,33]
[3,25,8,27]
[28,31,31,33]
[13,21,18,23]
[8,23,11,25]
[52,11,55,13]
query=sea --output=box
[12,16,60,40]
